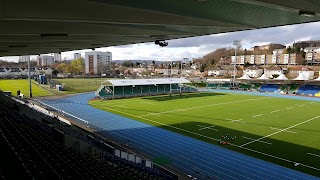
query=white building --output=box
[289,66,314,80]
[10,68,22,77]
[208,68,224,77]
[37,55,55,67]
[85,51,112,74]
[264,66,282,78]
[54,53,62,62]
[20,68,28,76]
[42,68,53,75]
[18,55,30,63]
[243,66,263,78]
[74,53,81,60]
[0,68,8,77]
[191,64,198,69]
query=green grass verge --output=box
[52,78,113,94]
[89,92,320,177]
[0,79,52,97]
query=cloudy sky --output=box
[2,21,320,62]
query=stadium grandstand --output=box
[96,78,197,99]
[207,78,320,97]
[206,79,232,90]
[0,91,176,180]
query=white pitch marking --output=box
[240,116,320,147]
[147,112,160,116]
[140,102,154,105]
[286,107,293,110]
[112,105,127,108]
[252,114,263,118]
[242,136,272,145]
[307,153,320,158]
[270,110,279,114]
[101,105,320,172]
[270,127,297,134]
[226,118,245,123]
[197,125,217,131]
[140,97,268,117]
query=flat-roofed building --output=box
[37,55,54,67]
[18,55,30,63]
[85,51,112,75]
[74,53,81,60]
[54,53,62,62]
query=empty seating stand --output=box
[288,85,298,94]
[297,85,320,96]
[0,94,170,180]
[97,83,196,99]
[239,84,251,90]
[259,84,279,93]
[207,83,230,89]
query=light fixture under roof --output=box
[40,34,68,37]
[9,45,27,48]
[299,10,316,17]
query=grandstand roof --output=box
[238,74,251,80]
[275,74,288,80]
[293,73,308,80]
[207,79,232,82]
[106,78,190,86]
[257,74,269,80]
[3,1,320,56]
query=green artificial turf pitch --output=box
[89,92,320,177]
[0,79,52,97]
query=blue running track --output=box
[40,92,320,180]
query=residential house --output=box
[264,66,282,78]
[223,66,242,77]
[243,66,263,78]
[288,66,314,80]
[191,64,198,70]
[10,68,22,77]
[208,67,224,77]
[20,68,28,76]
[304,47,320,63]
[0,68,7,77]
[42,68,53,75]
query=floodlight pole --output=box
[170,60,172,95]
[28,57,32,97]
[233,40,240,88]
[180,60,182,94]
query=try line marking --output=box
[252,114,263,118]
[307,153,320,158]
[140,97,268,117]
[240,116,320,147]
[242,136,272,145]
[270,127,296,134]
[197,125,217,131]
[226,118,245,124]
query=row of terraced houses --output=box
[231,41,320,65]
